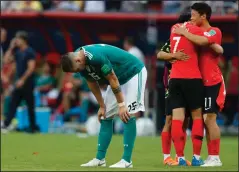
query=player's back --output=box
[170,23,202,79]
[78,44,144,84]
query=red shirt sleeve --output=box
[205,28,222,44]
[188,25,221,44]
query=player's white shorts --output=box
[104,67,147,118]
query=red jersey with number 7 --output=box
[170,22,215,79]
[199,27,223,86]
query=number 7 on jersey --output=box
[173,36,181,53]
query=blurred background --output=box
[1,0,238,136]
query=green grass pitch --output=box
[1,133,238,171]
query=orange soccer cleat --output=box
[164,157,179,166]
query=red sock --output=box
[208,139,220,155]
[161,132,171,154]
[191,119,204,155]
[183,130,187,150]
[171,120,184,157]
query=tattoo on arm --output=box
[112,86,121,94]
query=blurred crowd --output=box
[1,28,149,134]
[1,0,238,14]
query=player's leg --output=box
[182,115,189,151]
[184,79,204,166]
[201,82,225,167]
[81,86,117,167]
[174,116,191,166]
[169,79,188,166]
[161,94,178,165]
[179,114,192,166]
[190,108,204,165]
[162,115,172,160]
[110,67,147,168]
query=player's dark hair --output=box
[61,53,73,72]
[191,2,212,21]
[177,12,191,23]
[15,31,29,44]
[124,36,135,45]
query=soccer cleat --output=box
[201,157,222,167]
[164,157,179,166]
[109,159,133,168]
[178,158,187,166]
[80,158,106,167]
[1,124,9,134]
[175,156,191,166]
[191,156,204,166]
[204,156,211,164]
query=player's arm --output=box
[105,70,124,104]
[173,25,213,46]
[157,40,189,61]
[86,80,105,108]
[95,55,125,105]
[181,31,223,53]
[179,29,209,46]
[209,43,224,54]
[93,54,130,122]
[157,40,174,60]
[105,70,130,123]
[174,25,223,54]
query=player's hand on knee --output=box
[98,106,106,122]
[119,105,130,123]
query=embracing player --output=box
[168,10,224,165]
[60,44,147,168]
[173,2,225,167]
[157,12,191,166]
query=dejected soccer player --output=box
[60,44,147,168]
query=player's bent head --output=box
[177,12,191,23]
[61,52,74,72]
[191,2,212,21]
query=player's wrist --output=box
[99,104,106,109]
[171,53,177,59]
[118,102,125,107]
[182,30,189,37]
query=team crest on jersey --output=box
[208,29,216,36]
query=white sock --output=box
[164,154,170,160]
[178,156,185,160]
[194,154,201,160]
[210,155,219,159]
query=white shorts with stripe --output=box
[104,67,147,118]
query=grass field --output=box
[1,133,238,171]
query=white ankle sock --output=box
[178,156,185,160]
[164,154,170,160]
[194,154,201,160]
[210,155,219,159]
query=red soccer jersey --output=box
[198,27,223,86]
[170,22,206,79]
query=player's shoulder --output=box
[171,23,184,30]
[208,27,222,35]
[186,23,201,31]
